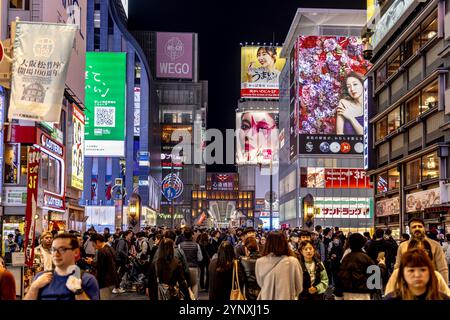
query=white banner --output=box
[8,22,77,122]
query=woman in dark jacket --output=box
[334,233,386,300]
[208,241,243,300]
[197,232,211,292]
[239,237,261,300]
[147,238,190,300]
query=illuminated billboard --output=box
[295,36,371,155]
[240,46,286,99]
[236,111,279,165]
[313,197,372,219]
[85,52,126,156]
[156,32,193,79]
[71,104,84,190]
[300,168,371,189]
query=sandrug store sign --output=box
[8,22,77,122]
[156,32,193,80]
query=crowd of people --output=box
[2,217,450,301]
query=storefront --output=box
[35,128,66,233]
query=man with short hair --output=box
[14,229,23,251]
[179,227,202,299]
[299,230,312,242]
[33,232,54,271]
[90,233,122,298]
[235,227,256,258]
[24,233,100,300]
[4,234,17,264]
[394,218,448,283]
[115,230,133,289]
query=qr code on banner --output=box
[94,107,115,127]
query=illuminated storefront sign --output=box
[301,168,371,189]
[313,197,372,219]
[156,32,193,79]
[71,104,84,190]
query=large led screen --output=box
[295,36,371,155]
[236,111,279,165]
[240,46,286,99]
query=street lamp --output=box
[128,193,141,233]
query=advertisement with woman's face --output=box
[236,112,279,165]
[241,46,285,99]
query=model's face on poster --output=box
[257,49,275,68]
[346,76,363,100]
[237,112,278,163]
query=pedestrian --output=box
[394,218,448,284]
[208,240,243,300]
[255,231,302,300]
[385,238,450,297]
[0,256,16,300]
[384,248,450,300]
[178,227,203,299]
[327,234,344,287]
[334,233,386,300]
[208,230,221,258]
[366,229,396,278]
[400,233,410,243]
[33,231,54,272]
[90,233,122,298]
[288,231,300,253]
[14,229,23,251]
[197,232,211,292]
[115,230,133,290]
[4,234,17,264]
[24,233,100,300]
[239,237,261,300]
[445,234,450,282]
[147,238,190,300]
[298,240,329,300]
[311,231,326,262]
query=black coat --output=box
[299,257,325,300]
[208,258,244,301]
[239,253,261,300]
[334,251,386,296]
[147,258,190,300]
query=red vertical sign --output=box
[24,146,40,267]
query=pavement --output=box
[108,288,209,300]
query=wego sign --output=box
[156,32,193,79]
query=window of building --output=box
[388,168,400,190]
[422,151,439,181]
[421,13,438,45]
[376,63,387,88]
[387,48,401,78]
[406,94,420,123]
[404,29,421,58]
[39,153,61,194]
[387,107,401,134]
[421,80,438,113]
[375,117,388,141]
[9,0,29,10]
[406,158,422,185]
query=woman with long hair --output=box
[147,238,190,300]
[255,231,303,300]
[385,248,450,300]
[239,237,262,300]
[336,72,364,135]
[298,240,329,300]
[197,232,211,292]
[208,241,242,300]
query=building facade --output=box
[81,0,161,231]
[279,8,374,234]
[364,0,450,236]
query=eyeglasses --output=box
[51,247,74,254]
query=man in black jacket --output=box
[366,228,396,278]
[91,233,122,298]
[115,230,133,291]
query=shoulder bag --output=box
[230,259,246,300]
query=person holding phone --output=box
[24,233,100,300]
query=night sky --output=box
[128,0,366,173]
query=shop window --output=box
[376,172,388,194]
[375,117,388,141]
[387,107,401,134]
[387,48,401,78]
[9,0,30,10]
[376,63,387,88]
[406,158,421,185]
[39,153,61,194]
[421,80,438,113]
[406,94,420,122]
[20,146,27,185]
[422,151,439,181]
[40,153,49,190]
[388,168,400,190]
[421,13,438,45]
[404,29,421,58]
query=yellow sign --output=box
[71,104,84,190]
[240,46,285,99]
[367,0,376,22]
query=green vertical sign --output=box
[85,52,126,156]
